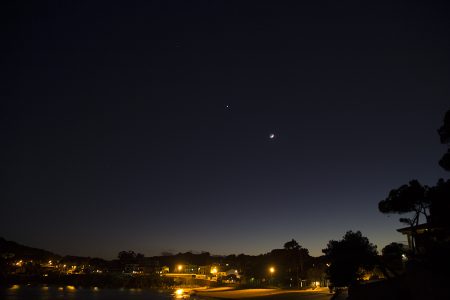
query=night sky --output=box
[3,1,450,259]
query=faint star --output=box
[269,133,275,139]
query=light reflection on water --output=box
[1,285,186,300]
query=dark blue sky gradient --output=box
[3,0,450,258]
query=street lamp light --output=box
[269,266,275,286]
[177,265,183,272]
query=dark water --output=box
[0,285,333,300]
[0,285,197,300]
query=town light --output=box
[211,267,218,274]
[176,289,184,295]
[175,288,184,298]
[268,266,275,286]
[177,265,183,272]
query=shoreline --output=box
[187,287,332,299]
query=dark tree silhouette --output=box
[283,239,308,288]
[438,110,450,171]
[322,231,377,287]
[427,179,450,228]
[378,110,450,264]
[378,180,430,227]
[436,109,450,229]
[118,250,136,262]
[382,242,405,258]
[283,239,300,251]
[379,178,450,254]
[381,242,406,275]
[118,251,144,264]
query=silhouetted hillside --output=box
[0,237,60,261]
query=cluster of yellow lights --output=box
[211,267,218,274]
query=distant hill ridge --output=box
[0,237,61,261]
